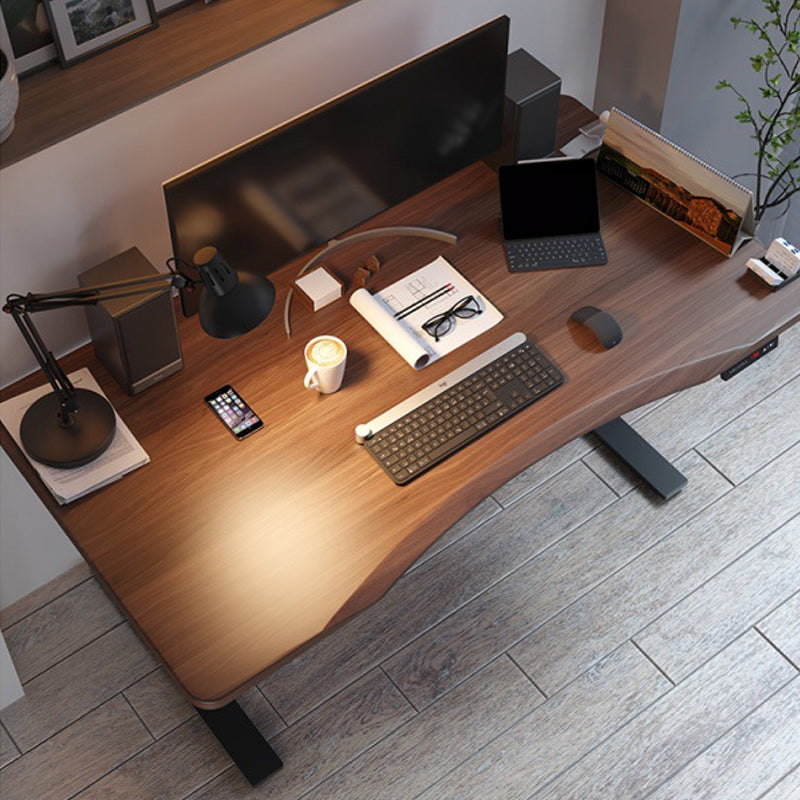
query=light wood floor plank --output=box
[304,656,544,800]
[191,669,415,800]
[758,765,800,800]
[645,677,800,800]
[580,440,642,496]
[123,667,196,740]
[634,514,800,681]
[509,442,800,696]
[415,643,669,800]
[0,563,91,630]
[3,578,122,683]
[0,723,19,769]
[260,462,614,723]
[0,623,156,752]
[757,591,800,668]
[491,437,593,507]
[612,324,800,463]
[0,695,151,800]
[405,496,502,573]
[527,631,797,800]
[384,450,728,708]
[73,717,231,800]
[697,375,800,484]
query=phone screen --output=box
[204,385,263,439]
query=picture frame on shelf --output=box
[152,0,191,15]
[44,0,157,67]
[0,0,58,76]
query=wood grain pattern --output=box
[259,461,613,722]
[2,98,799,709]
[491,436,594,507]
[644,678,800,800]
[634,515,800,682]
[0,623,156,751]
[304,656,544,800]
[404,496,502,574]
[0,724,19,770]
[0,695,152,800]
[189,669,415,800]
[697,374,800,484]
[608,324,800,464]
[73,717,230,800]
[0,0,358,167]
[414,643,669,800]
[509,442,800,696]
[0,562,91,629]
[123,667,199,739]
[757,592,800,668]
[529,632,797,800]
[384,451,729,708]
[760,764,800,800]
[4,578,122,683]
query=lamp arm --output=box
[10,270,192,313]
[7,306,77,419]
[2,266,194,425]
[283,225,458,337]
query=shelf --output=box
[0,0,357,168]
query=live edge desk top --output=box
[3,98,799,710]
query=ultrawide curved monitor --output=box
[163,16,510,316]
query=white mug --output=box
[303,335,347,394]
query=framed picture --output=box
[152,0,191,14]
[45,0,157,66]
[0,1,58,75]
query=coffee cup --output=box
[303,335,347,394]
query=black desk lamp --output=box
[3,247,275,469]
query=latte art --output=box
[307,338,345,367]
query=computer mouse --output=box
[570,306,623,349]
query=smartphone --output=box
[204,385,263,440]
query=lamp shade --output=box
[193,247,276,338]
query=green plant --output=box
[715,0,800,223]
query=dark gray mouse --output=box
[570,306,623,349]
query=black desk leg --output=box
[197,701,282,786]
[593,417,687,500]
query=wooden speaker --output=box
[78,248,183,395]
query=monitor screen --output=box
[163,16,510,316]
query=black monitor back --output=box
[163,16,509,316]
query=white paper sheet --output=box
[349,256,503,369]
[0,369,149,504]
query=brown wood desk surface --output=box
[3,98,799,709]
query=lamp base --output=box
[20,389,117,469]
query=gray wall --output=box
[596,0,799,244]
[594,0,682,130]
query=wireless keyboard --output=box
[356,333,564,484]
[504,234,607,271]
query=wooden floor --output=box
[1,326,799,800]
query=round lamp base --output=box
[20,389,117,469]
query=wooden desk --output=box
[3,98,799,777]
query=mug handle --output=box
[304,369,320,390]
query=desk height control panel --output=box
[720,337,779,381]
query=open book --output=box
[0,369,149,505]
[350,256,503,369]
[598,108,755,256]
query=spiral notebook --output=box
[597,108,755,256]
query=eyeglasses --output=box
[422,295,483,342]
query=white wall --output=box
[0,0,607,609]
